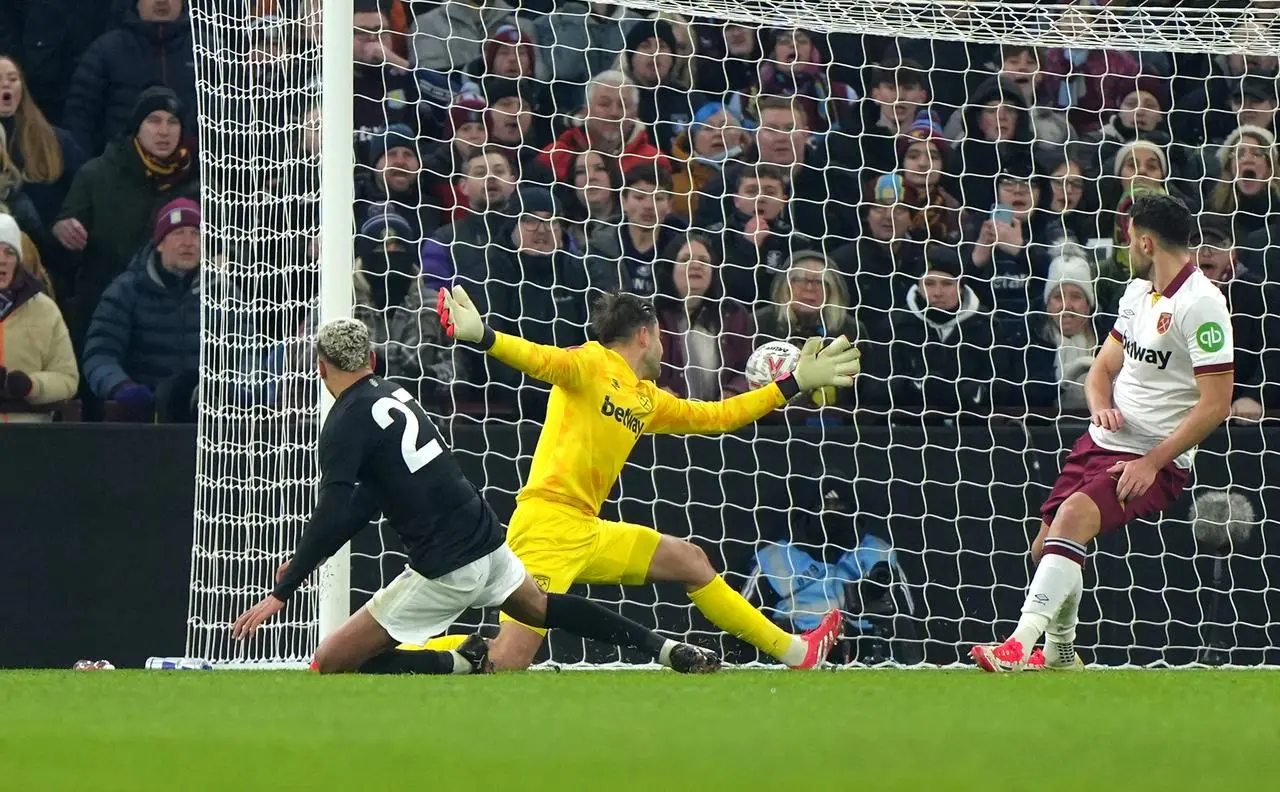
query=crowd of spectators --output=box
[1,0,1279,425]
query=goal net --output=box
[188,0,1280,667]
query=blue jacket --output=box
[82,247,200,399]
[63,4,197,155]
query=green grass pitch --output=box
[2,670,1278,791]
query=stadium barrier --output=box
[2,423,1275,668]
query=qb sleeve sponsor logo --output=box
[1196,322,1226,354]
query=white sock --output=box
[1011,540,1085,651]
[657,639,678,667]
[449,650,472,675]
[781,637,807,667]
[1045,567,1084,663]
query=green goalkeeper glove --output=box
[792,336,861,392]
[436,285,486,343]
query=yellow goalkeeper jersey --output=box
[488,333,787,516]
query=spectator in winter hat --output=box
[355,124,442,243]
[862,246,994,417]
[669,102,750,219]
[0,55,88,229]
[452,184,591,414]
[1191,217,1280,421]
[0,213,77,423]
[479,23,535,79]
[618,18,690,154]
[63,0,198,156]
[82,197,203,420]
[1231,77,1278,135]
[1104,138,1172,259]
[896,112,962,245]
[998,253,1099,411]
[830,173,920,320]
[54,85,199,347]
[954,75,1035,212]
[482,76,548,170]
[538,70,667,186]
[1204,125,1280,241]
[420,94,489,222]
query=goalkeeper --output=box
[429,288,861,669]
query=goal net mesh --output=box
[188,0,1280,667]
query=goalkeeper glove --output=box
[792,336,861,392]
[436,285,486,344]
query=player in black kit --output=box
[233,318,719,675]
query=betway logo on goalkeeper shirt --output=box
[600,395,644,437]
[1121,335,1173,369]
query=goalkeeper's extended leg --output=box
[647,536,840,669]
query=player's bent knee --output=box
[673,539,716,587]
[1050,493,1102,544]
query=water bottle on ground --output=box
[145,657,213,670]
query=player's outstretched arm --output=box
[437,285,589,390]
[648,337,861,435]
[231,484,379,639]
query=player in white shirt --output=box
[971,193,1234,672]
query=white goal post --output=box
[188,0,1279,668]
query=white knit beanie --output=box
[1219,124,1277,168]
[1113,138,1169,178]
[1044,254,1095,309]
[0,213,23,265]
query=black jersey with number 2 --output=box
[272,374,504,601]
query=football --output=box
[745,341,802,390]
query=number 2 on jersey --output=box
[371,389,442,473]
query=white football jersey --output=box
[1090,263,1233,469]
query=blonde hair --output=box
[0,57,64,184]
[766,252,854,333]
[1207,126,1280,215]
[316,318,372,371]
[0,125,24,200]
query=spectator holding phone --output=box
[0,214,77,423]
[966,167,1046,322]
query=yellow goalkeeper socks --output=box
[688,576,802,664]
[398,634,469,652]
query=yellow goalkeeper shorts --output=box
[500,499,662,635]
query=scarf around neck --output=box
[134,137,192,192]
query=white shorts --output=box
[365,544,527,645]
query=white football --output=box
[745,341,802,390]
